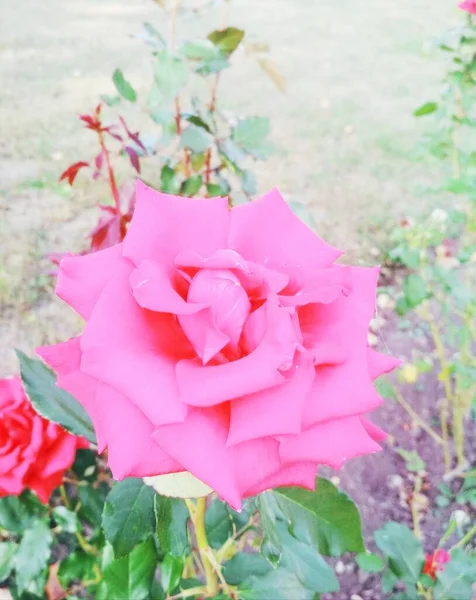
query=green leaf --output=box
[257,493,282,565]
[101,539,157,600]
[223,553,272,585]
[382,569,398,593]
[356,552,385,573]
[434,549,476,600]
[207,181,229,197]
[152,51,189,103]
[0,542,18,582]
[414,102,438,116]
[403,274,428,309]
[142,22,166,48]
[232,117,271,158]
[239,571,314,600]
[150,108,175,126]
[14,520,53,593]
[208,27,245,55]
[273,477,365,556]
[100,94,121,107]
[52,506,79,533]
[238,525,339,599]
[374,522,424,583]
[182,40,220,61]
[196,57,230,75]
[240,170,257,195]
[180,125,213,153]
[160,165,180,194]
[180,175,203,197]
[0,494,44,534]
[218,139,245,172]
[396,449,426,473]
[17,350,96,443]
[154,496,190,558]
[58,551,96,588]
[278,523,339,593]
[78,482,108,527]
[186,115,213,133]
[160,554,184,593]
[205,499,233,549]
[191,152,206,172]
[112,68,137,102]
[374,377,396,400]
[102,478,156,558]
[395,296,410,316]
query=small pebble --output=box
[335,560,345,574]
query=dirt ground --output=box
[1,2,472,597]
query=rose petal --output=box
[178,309,230,365]
[279,416,382,468]
[301,266,382,425]
[27,473,64,503]
[361,417,387,443]
[130,259,206,315]
[80,272,189,426]
[56,243,131,319]
[279,266,351,307]
[175,248,250,272]
[228,437,281,496]
[124,180,230,267]
[153,407,241,509]
[229,187,342,286]
[367,349,402,380]
[95,382,182,480]
[176,298,297,407]
[39,434,77,478]
[37,339,106,451]
[227,353,315,445]
[243,461,317,497]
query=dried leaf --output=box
[257,58,286,92]
[45,563,64,600]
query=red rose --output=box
[423,549,451,580]
[0,376,87,503]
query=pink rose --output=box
[39,182,398,509]
[0,376,87,503]
[459,0,476,13]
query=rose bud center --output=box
[187,269,251,349]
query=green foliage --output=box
[0,494,45,534]
[14,520,53,594]
[356,552,385,573]
[374,522,424,583]
[52,506,80,534]
[102,478,156,557]
[112,68,136,102]
[154,495,190,557]
[273,477,365,556]
[205,498,234,549]
[160,553,184,593]
[99,539,157,600]
[414,101,438,116]
[0,542,18,582]
[17,351,96,443]
[396,448,426,473]
[434,549,476,600]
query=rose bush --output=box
[39,182,398,509]
[0,376,87,503]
